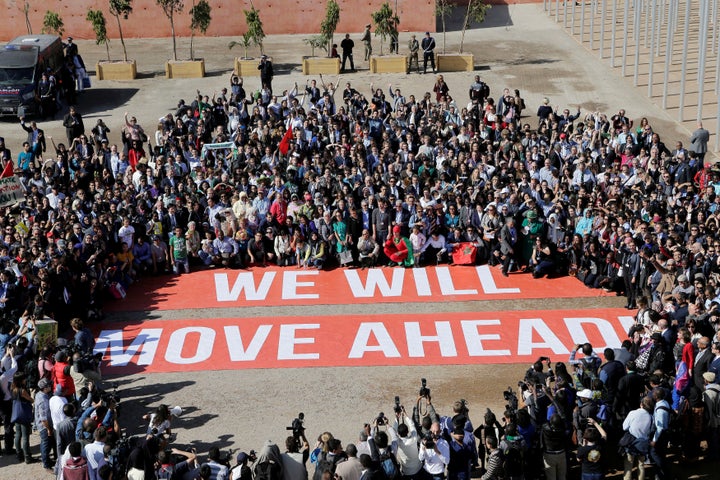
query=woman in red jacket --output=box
[52,350,76,398]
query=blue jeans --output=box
[40,427,54,468]
[581,473,604,480]
[14,422,30,459]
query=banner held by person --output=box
[0,161,25,208]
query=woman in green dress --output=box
[521,209,543,267]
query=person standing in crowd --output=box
[362,24,372,61]
[689,121,710,163]
[340,34,355,73]
[63,106,84,146]
[421,32,436,74]
[621,397,654,480]
[408,34,420,73]
[258,55,274,93]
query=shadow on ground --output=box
[438,5,514,32]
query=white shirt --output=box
[418,439,449,475]
[83,440,107,480]
[49,394,68,428]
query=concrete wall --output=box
[0,0,436,41]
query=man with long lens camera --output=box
[418,422,449,480]
[412,379,439,440]
[390,397,422,480]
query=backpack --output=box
[313,452,336,480]
[255,460,282,480]
[501,443,523,478]
[656,404,682,439]
[379,450,399,480]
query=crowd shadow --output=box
[77,88,139,116]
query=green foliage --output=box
[42,10,64,37]
[190,0,212,34]
[460,0,490,53]
[109,0,133,19]
[87,10,111,62]
[244,5,265,54]
[304,35,329,57]
[109,0,133,61]
[320,0,340,56]
[228,32,253,59]
[370,2,399,55]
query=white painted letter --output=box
[405,321,458,357]
[411,268,432,296]
[94,329,163,367]
[564,317,622,350]
[214,272,275,301]
[348,322,402,358]
[461,320,511,356]
[476,266,520,294]
[435,267,478,295]
[517,318,569,355]
[165,327,216,364]
[224,325,273,361]
[282,271,320,300]
[278,324,320,360]
[344,268,405,297]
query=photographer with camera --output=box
[418,422,449,480]
[412,379,439,440]
[230,451,254,480]
[282,433,309,480]
[368,415,400,480]
[156,447,198,480]
[390,399,423,480]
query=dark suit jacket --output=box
[694,348,714,390]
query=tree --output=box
[42,10,64,37]
[21,1,32,34]
[189,0,212,61]
[228,32,253,59]
[460,0,490,53]
[244,2,265,56]
[319,0,340,57]
[157,0,184,61]
[303,35,329,57]
[87,10,111,62]
[435,0,452,54]
[370,2,399,56]
[109,0,133,62]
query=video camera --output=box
[422,433,435,449]
[376,412,386,426]
[419,378,430,398]
[393,396,403,415]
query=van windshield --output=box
[0,67,35,86]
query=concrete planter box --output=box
[96,60,137,80]
[436,53,474,72]
[370,55,408,74]
[165,60,206,79]
[302,57,341,75]
[234,58,264,76]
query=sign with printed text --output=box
[94,309,634,374]
[106,265,602,312]
[0,176,25,208]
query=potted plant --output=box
[100,0,138,80]
[166,0,211,78]
[369,2,406,74]
[302,0,341,75]
[437,0,490,72]
[231,2,266,77]
[42,10,64,36]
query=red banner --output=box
[107,265,602,312]
[94,309,635,375]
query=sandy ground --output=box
[0,5,714,478]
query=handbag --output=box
[338,249,353,265]
[11,397,32,424]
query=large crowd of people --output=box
[1,31,720,479]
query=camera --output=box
[517,380,527,391]
[419,378,430,398]
[422,433,435,449]
[286,412,305,448]
[376,412,386,426]
[539,356,550,362]
[503,386,519,414]
[393,396,402,415]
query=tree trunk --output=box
[190,32,195,61]
[442,18,446,54]
[170,14,177,61]
[105,42,111,62]
[460,2,472,54]
[116,15,128,62]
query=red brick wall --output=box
[0,0,436,41]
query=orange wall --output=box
[0,0,436,41]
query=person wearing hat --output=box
[384,225,414,267]
[34,377,54,470]
[361,24,372,61]
[421,32,436,74]
[229,451,253,480]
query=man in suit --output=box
[498,217,517,277]
[19,118,45,158]
[390,200,411,237]
[694,336,714,390]
[689,121,710,163]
